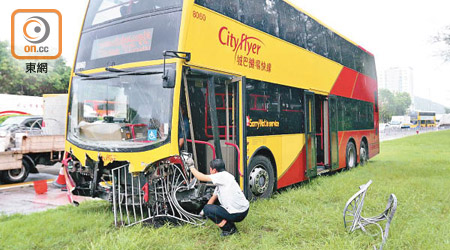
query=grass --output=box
[1,130,449,249]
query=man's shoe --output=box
[220,226,238,237]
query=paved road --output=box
[380,127,446,142]
[27,164,60,182]
[0,164,93,215]
[0,182,93,215]
[0,164,60,186]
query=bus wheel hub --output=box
[360,147,367,162]
[250,166,269,195]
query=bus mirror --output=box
[162,69,176,88]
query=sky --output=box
[1,0,449,107]
[293,0,450,107]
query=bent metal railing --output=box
[343,180,397,250]
[111,162,204,227]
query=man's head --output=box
[209,159,226,174]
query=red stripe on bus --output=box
[277,147,307,189]
[330,67,358,98]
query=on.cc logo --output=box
[23,16,50,44]
[11,9,62,60]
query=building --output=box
[381,67,414,109]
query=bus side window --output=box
[305,17,327,57]
[241,0,279,37]
[341,39,356,70]
[195,0,222,13]
[222,0,240,20]
[325,29,342,64]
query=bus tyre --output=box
[346,141,356,170]
[359,141,369,166]
[247,155,275,201]
[0,158,31,184]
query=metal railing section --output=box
[343,180,397,250]
[111,162,205,227]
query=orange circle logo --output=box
[23,16,50,44]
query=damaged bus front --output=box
[65,0,213,225]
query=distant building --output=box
[381,67,414,109]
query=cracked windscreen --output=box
[67,70,173,150]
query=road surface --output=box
[0,164,93,215]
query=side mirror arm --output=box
[162,51,191,88]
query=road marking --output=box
[0,179,54,191]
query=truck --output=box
[0,94,43,121]
[438,114,450,129]
[0,94,67,184]
[389,115,412,129]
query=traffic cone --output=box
[53,167,66,188]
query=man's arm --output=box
[207,194,218,205]
[190,167,212,182]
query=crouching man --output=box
[189,159,249,236]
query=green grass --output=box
[1,130,449,250]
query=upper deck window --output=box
[84,0,182,29]
[195,0,377,79]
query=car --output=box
[401,123,413,129]
[0,116,43,151]
[389,120,402,129]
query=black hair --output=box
[210,159,226,172]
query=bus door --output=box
[304,91,317,178]
[182,69,245,189]
[328,95,339,170]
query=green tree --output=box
[0,41,24,94]
[393,92,412,115]
[379,89,412,123]
[0,40,71,96]
[379,89,394,123]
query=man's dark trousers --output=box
[203,204,249,231]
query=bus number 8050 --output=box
[193,10,206,21]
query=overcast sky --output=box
[1,0,449,106]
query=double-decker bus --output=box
[64,0,379,225]
[410,111,436,128]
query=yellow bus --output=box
[64,0,379,225]
[410,111,436,128]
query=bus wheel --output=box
[346,141,356,170]
[0,158,31,184]
[248,155,275,200]
[359,141,369,166]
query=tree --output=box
[378,89,412,123]
[379,89,394,123]
[393,92,412,115]
[433,26,450,62]
[0,40,71,96]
